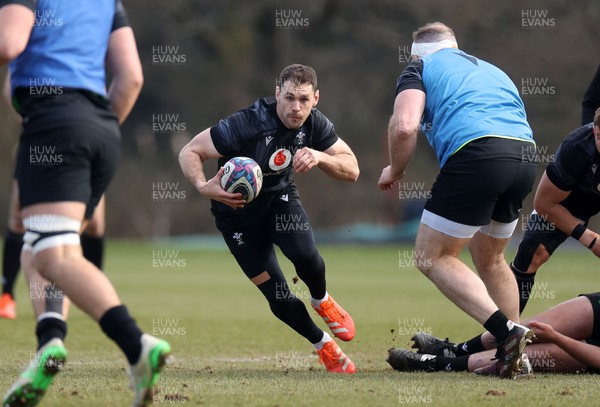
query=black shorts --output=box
[580,293,600,346]
[579,292,600,373]
[14,89,120,219]
[211,185,316,279]
[425,137,536,226]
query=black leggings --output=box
[219,199,326,344]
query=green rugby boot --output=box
[3,338,67,407]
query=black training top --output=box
[546,124,600,206]
[210,97,338,194]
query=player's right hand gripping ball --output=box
[220,157,263,203]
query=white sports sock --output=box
[310,291,329,308]
[312,331,332,350]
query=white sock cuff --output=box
[312,331,332,350]
[311,291,329,306]
[37,311,65,322]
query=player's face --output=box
[594,125,600,153]
[275,81,319,129]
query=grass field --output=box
[1,240,600,406]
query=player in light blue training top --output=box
[417,47,533,167]
[0,1,170,405]
[379,21,536,379]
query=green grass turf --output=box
[1,240,600,406]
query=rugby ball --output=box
[220,157,263,203]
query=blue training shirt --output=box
[396,48,534,168]
[5,0,129,97]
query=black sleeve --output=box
[0,0,36,10]
[396,59,425,95]
[582,64,600,125]
[112,0,130,32]
[545,141,587,191]
[209,110,253,156]
[309,110,338,151]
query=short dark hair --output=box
[412,22,456,43]
[595,107,600,127]
[279,64,318,91]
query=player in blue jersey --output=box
[400,109,600,372]
[0,1,171,406]
[179,64,360,374]
[378,22,536,379]
[0,74,107,320]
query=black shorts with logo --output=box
[425,137,536,226]
[14,88,120,219]
[211,184,317,280]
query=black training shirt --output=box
[546,124,600,197]
[210,97,338,194]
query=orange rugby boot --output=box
[0,293,16,319]
[312,295,355,341]
[317,340,356,374]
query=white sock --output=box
[312,331,332,350]
[310,291,329,308]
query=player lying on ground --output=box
[387,293,600,375]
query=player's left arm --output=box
[529,320,600,370]
[534,171,600,253]
[533,172,577,233]
[105,26,143,125]
[293,137,359,182]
